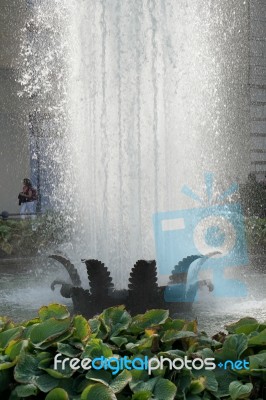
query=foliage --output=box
[244,218,266,253]
[0,304,265,399]
[0,212,69,257]
[239,175,266,218]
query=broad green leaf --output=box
[23,324,37,340]
[5,339,29,360]
[235,324,259,335]
[129,369,149,390]
[248,329,266,346]
[131,377,159,394]
[100,306,132,337]
[126,336,154,353]
[30,317,71,347]
[23,318,40,328]
[0,356,17,370]
[161,330,197,343]
[45,388,69,400]
[35,373,59,392]
[110,337,128,347]
[160,318,186,332]
[248,352,266,374]
[41,358,74,379]
[130,310,169,334]
[11,384,38,397]
[250,352,266,368]
[197,335,221,348]
[226,318,258,334]
[192,348,214,361]
[82,339,113,358]
[229,381,253,400]
[215,334,248,361]
[57,343,82,357]
[189,377,206,395]
[14,352,41,384]
[81,383,117,400]
[0,316,11,332]
[214,369,236,396]
[153,378,177,400]
[184,320,198,333]
[58,377,79,396]
[39,304,70,321]
[193,370,218,392]
[74,375,91,393]
[85,369,112,385]
[145,328,158,337]
[69,337,85,351]
[258,323,266,332]
[132,391,153,400]
[158,349,185,359]
[37,351,53,363]
[73,315,91,342]
[0,326,23,349]
[88,318,101,335]
[110,370,132,393]
[37,329,74,350]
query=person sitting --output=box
[19,178,37,219]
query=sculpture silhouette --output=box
[50,255,214,318]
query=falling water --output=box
[19,1,251,287]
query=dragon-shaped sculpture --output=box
[50,254,215,318]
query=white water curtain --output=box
[20,1,250,286]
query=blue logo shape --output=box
[153,173,249,301]
[205,226,225,247]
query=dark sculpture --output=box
[50,254,214,318]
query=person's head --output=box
[23,178,32,187]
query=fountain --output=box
[1,1,264,329]
[64,0,250,288]
[18,0,250,284]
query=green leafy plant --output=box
[0,304,265,399]
[0,212,70,257]
[244,218,266,254]
[239,175,266,218]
